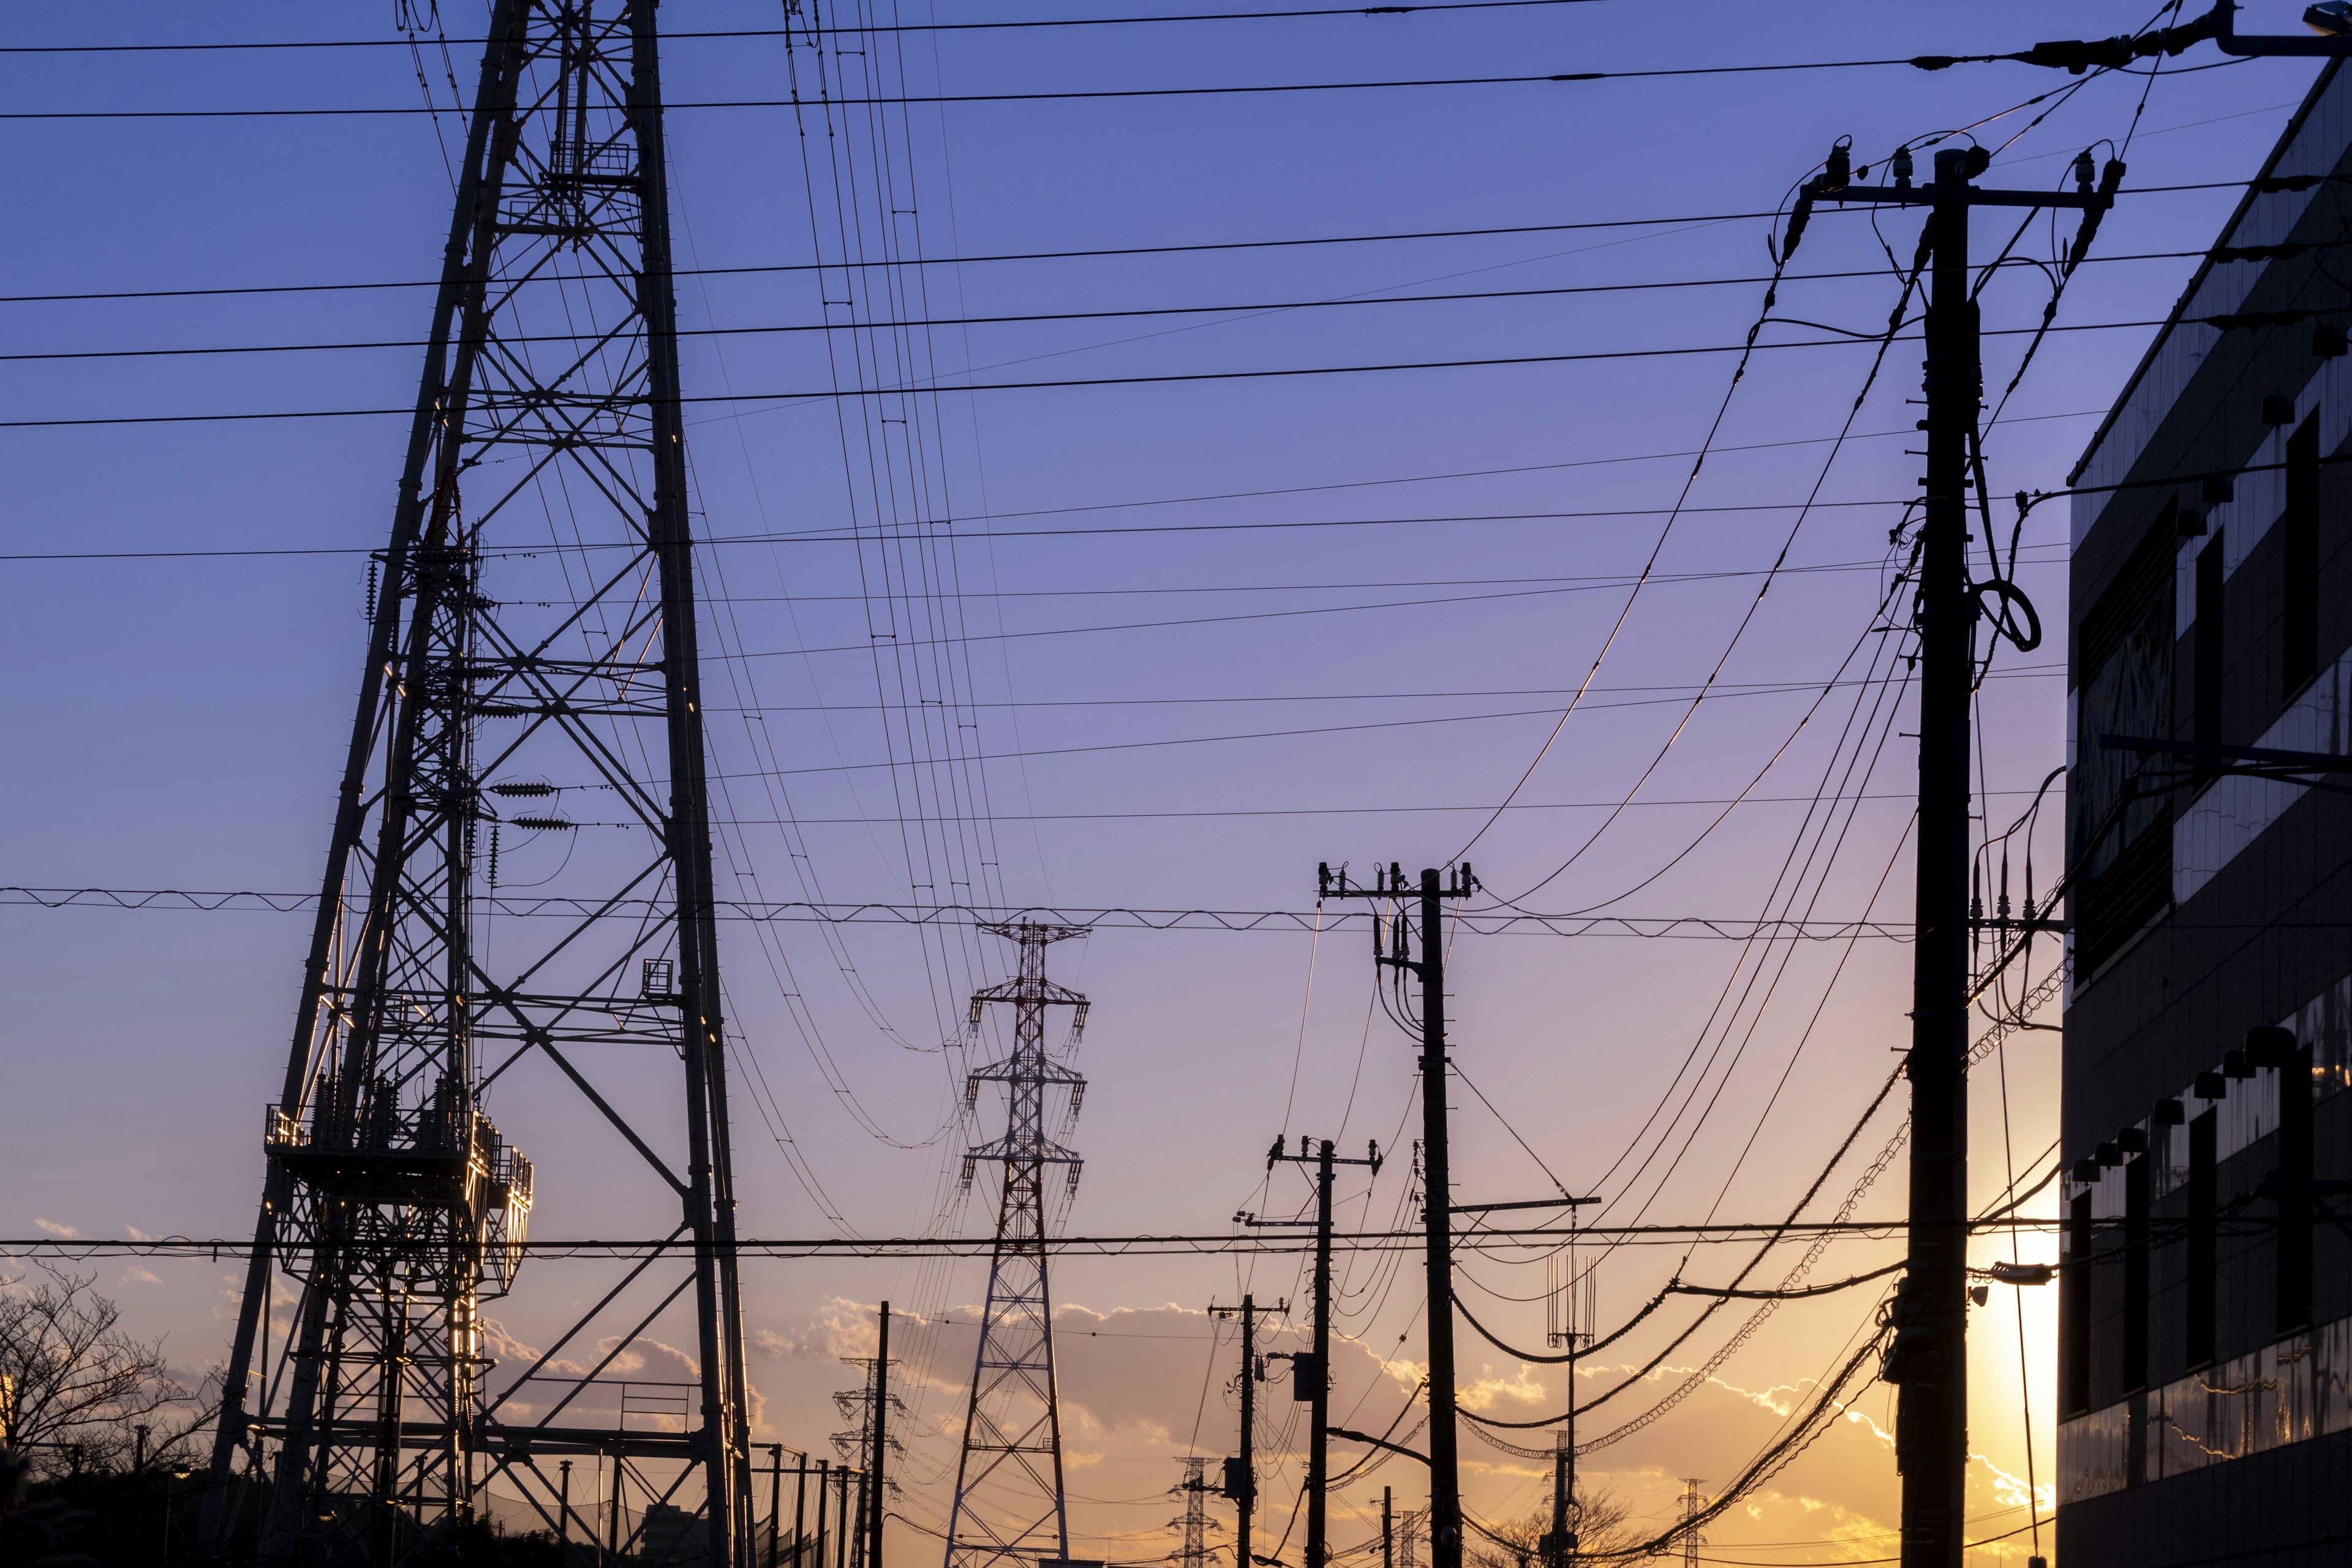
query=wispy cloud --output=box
[32,1218,80,1238]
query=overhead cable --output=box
[0,58,2008,121]
[0,315,2181,430]
[0,3,1618,52]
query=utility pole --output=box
[768,1447,787,1568]
[1210,1294,1281,1568]
[1319,862,1474,1568]
[1382,1488,1393,1568]
[1545,1433,1570,1568]
[1782,143,2116,1568]
[815,1457,830,1568]
[1265,1136,1382,1568]
[870,1306,890,1568]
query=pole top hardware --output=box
[1780,137,2120,263]
[2015,0,2352,72]
[1319,861,1477,900]
[1268,1135,1385,1173]
[1447,1194,1599,1215]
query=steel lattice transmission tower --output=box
[944,922,1093,1568]
[198,2,754,1562]
[1170,1457,1221,1568]
[1678,1481,1706,1568]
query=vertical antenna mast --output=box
[198,2,752,1561]
[946,921,1093,1568]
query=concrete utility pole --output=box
[869,1305,890,1568]
[1783,143,2114,1568]
[1319,862,1474,1568]
[1210,1294,1280,1568]
[1267,1137,1382,1568]
[1544,1432,1570,1568]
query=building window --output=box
[2284,413,2320,697]
[2195,530,2225,747]
[2279,1040,2313,1332]
[2125,1153,2150,1392]
[2188,1109,2216,1367]
[2064,1188,2094,1417]
[2073,516,2177,974]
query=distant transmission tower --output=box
[835,1352,905,1568]
[197,4,752,1562]
[1678,1481,1707,1568]
[944,922,1093,1568]
[1170,1456,1223,1568]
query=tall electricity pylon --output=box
[944,922,1092,1568]
[1678,1482,1707,1568]
[197,4,752,1562]
[1170,1457,1223,1568]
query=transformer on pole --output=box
[197,3,752,1561]
[944,922,1093,1568]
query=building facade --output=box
[2060,60,2352,1567]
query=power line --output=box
[0,1220,2074,1260]
[0,213,1806,304]
[0,409,2100,562]
[0,3,1616,53]
[0,59,1997,122]
[0,315,2177,429]
[0,233,2238,311]
[0,887,1921,939]
[0,499,1923,562]
[0,255,2230,363]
